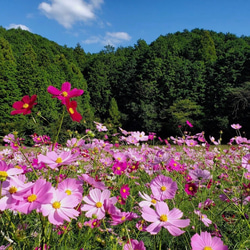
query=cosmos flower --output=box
[123,239,146,250]
[37,150,79,170]
[191,231,228,250]
[41,188,80,225]
[194,210,212,227]
[120,184,130,199]
[47,82,84,105]
[141,201,190,236]
[11,95,37,115]
[231,124,242,130]
[81,188,117,220]
[13,179,53,214]
[184,182,198,196]
[186,120,193,128]
[65,99,82,123]
[150,174,178,201]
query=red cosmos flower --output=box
[47,82,84,105]
[65,99,82,122]
[11,95,37,115]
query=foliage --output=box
[1,27,250,141]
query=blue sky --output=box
[1,0,250,53]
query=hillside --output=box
[0,26,250,142]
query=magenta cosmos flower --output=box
[47,82,84,105]
[185,182,198,196]
[11,95,37,115]
[150,174,178,201]
[191,231,228,250]
[141,201,190,236]
[120,184,130,199]
[123,239,146,250]
[41,187,80,225]
[38,150,79,169]
[81,188,117,220]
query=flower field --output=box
[0,83,249,249]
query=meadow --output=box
[0,83,249,250]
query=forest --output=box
[0,26,250,143]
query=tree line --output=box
[0,26,250,143]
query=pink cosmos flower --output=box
[13,179,53,214]
[0,161,23,182]
[41,187,80,225]
[189,168,211,183]
[94,121,108,132]
[242,154,250,172]
[194,210,212,227]
[186,139,198,147]
[131,131,149,142]
[141,201,190,236]
[78,174,106,190]
[0,176,32,211]
[110,210,138,225]
[186,120,193,128]
[47,82,84,105]
[57,178,83,203]
[191,231,228,250]
[231,123,242,130]
[81,188,117,220]
[150,175,178,201]
[123,239,146,250]
[120,184,130,199]
[37,150,79,169]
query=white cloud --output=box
[83,32,131,47]
[38,0,104,28]
[7,24,31,32]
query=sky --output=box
[1,0,250,54]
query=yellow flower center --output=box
[160,214,168,222]
[151,199,157,204]
[56,157,63,163]
[27,194,37,203]
[0,171,8,181]
[9,186,17,194]
[62,91,68,97]
[161,186,166,191]
[246,188,250,192]
[15,165,22,169]
[23,103,29,109]
[69,108,74,114]
[117,167,121,171]
[203,247,213,250]
[121,216,126,221]
[122,189,127,193]
[52,201,61,209]
[65,189,72,195]
[96,202,102,208]
[189,187,193,191]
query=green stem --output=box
[53,106,65,151]
[18,146,39,180]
